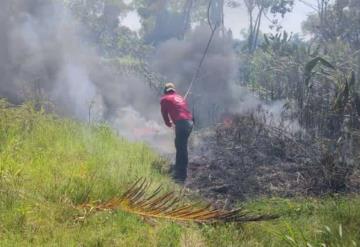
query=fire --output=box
[221,113,234,128]
[133,127,159,138]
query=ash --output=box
[186,112,360,205]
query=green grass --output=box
[0,100,360,246]
[202,197,360,246]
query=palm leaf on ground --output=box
[78,178,277,224]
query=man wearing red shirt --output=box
[160,83,193,183]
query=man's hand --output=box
[165,120,175,128]
[166,122,173,128]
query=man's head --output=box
[164,82,176,94]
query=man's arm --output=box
[160,100,172,127]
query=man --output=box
[160,83,193,183]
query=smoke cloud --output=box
[0,0,174,153]
[152,26,236,127]
[1,1,97,116]
[0,1,299,154]
[152,25,300,132]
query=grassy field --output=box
[0,100,359,246]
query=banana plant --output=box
[304,56,360,114]
[303,55,360,142]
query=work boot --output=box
[172,176,186,186]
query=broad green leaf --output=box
[304,57,336,87]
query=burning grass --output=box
[188,112,360,203]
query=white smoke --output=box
[229,83,302,133]
[0,0,303,155]
[0,1,175,154]
[54,64,97,119]
[111,106,175,154]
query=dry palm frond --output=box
[78,178,277,224]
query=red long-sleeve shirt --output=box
[160,92,193,127]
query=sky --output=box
[121,0,316,39]
[224,1,316,39]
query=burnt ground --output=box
[185,114,360,205]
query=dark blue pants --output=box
[174,120,193,181]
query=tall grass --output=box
[202,197,360,246]
[0,101,182,246]
[0,100,359,246]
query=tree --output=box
[133,0,201,44]
[67,0,147,57]
[229,0,294,52]
[303,0,360,49]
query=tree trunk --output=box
[252,7,264,53]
